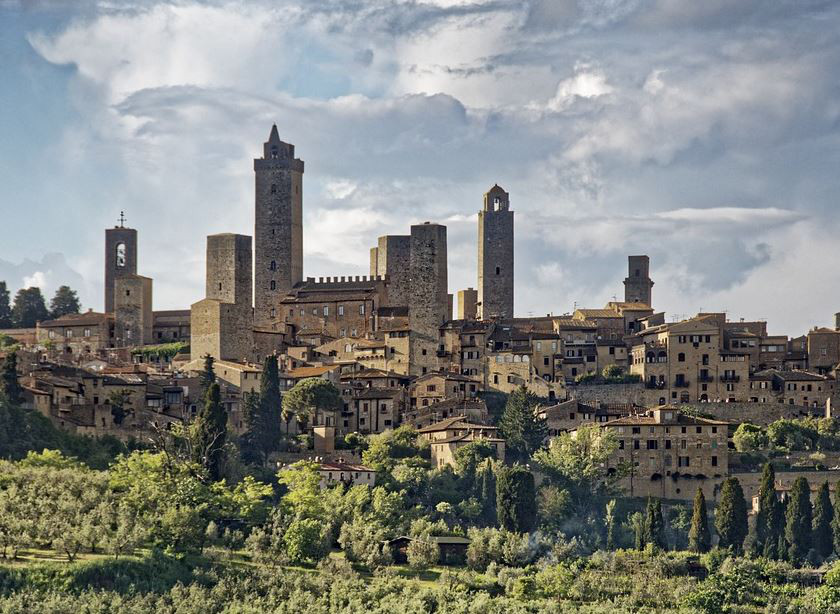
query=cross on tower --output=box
[118,211,126,228]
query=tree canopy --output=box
[281,377,342,428]
[497,386,547,462]
[11,287,49,328]
[49,285,81,319]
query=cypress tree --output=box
[496,464,536,533]
[0,352,22,406]
[689,487,711,553]
[605,499,618,550]
[200,354,216,394]
[785,476,812,566]
[192,382,227,481]
[716,477,748,553]
[766,498,785,559]
[257,355,283,454]
[477,459,497,526]
[812,481,833,560]
[645,498,666,550]
[833,480,840,556]
[753,463,778,557]
[497,386,547,462]
[0,282,11,329]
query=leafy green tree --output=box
[767,419,819,452]
[496,465,536,533]
[689,487,711,553]
[785,476,812,565]
[753,463,779,557]
[498,385,547,462]
[338,516,393,569]
[813,481,833,560]
[0,282,11,329]
[645,498,666,550]
[49,285,81,319]
[11,287,49,328]
[532,423,621,511]
[716,477,748,553]
[833,479,840,556]
[630,511,646,550]
[281,377,342,429]
[192,383,227,482]
[362,425,429,472]
[407,536,439,568]
[454,439,496,488]
[0,352,21,405]
[283,517,330,564]
[536,484,571,532]
[732,423,769,452]
[106,389,132,426]
[199,354,216,394]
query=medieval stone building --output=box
[477,184,514,320]
[623,255,654,307]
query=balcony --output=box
[673,380,690,388]
[645,381,666,390]
[720,374,741,383]
[698,374,714,383]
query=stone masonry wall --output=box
[409,223,448,376]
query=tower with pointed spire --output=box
[254,124,304,328]
[477,184,514,319]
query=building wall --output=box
[409,223,448,376]
[206,234,252,308]
[114,275,153,346]
[254,126,304,328]
[370,235,411,307]
[457,288,478,320]
[104,227,137,313]
[477,185,514,320]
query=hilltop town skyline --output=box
[4,2,840,334]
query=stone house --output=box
[37,311,114,358]
[587,407,729,501]
[409,371,480,408]
[418,416,505,469]
[317,461,376,489]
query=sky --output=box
[1,0,840,336]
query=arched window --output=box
[270,184,277,194]
[270,281,276,290]
[115,242,126,268]
[678,352,685,362]
[270,260,276,271]
[495,266,501,275]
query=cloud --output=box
[3,0,840,334]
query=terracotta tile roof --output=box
[284,365,341,378]
[39,312,111,328]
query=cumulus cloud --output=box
[3,0,840,333]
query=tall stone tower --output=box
[104,215,137,313]
[477,184,514,320]
[254,125,304,328]
[409,223,448,376]
[191,234,254,362]
[114,275,153,346]
[623,255,654,306]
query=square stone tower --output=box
[114,275,153,346]
[457,288,478,320]
[478,184,514,320]
[370,234,411,306]
[409,222,448,376]
[623,255,654,306]
[191,234,254,362]
[104,222,137,313]
[254,125,304,328]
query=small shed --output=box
[387,535,471,565]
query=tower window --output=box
[270,308,276,318]
[115,242,126,268]
[271,147,278,159]
[219,283,222,291]
[495,266,501,275]
[270,260,276,271]
[270,184,277,194]
[270,281,276,290]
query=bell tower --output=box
[104,211,137,313]
[477,184,514,320]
